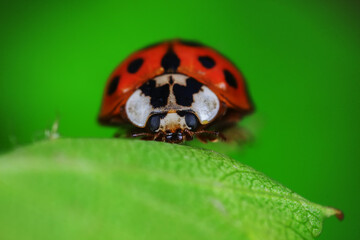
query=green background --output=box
[0,0,359,239]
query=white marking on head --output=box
[158,112,187,132]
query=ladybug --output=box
[98,39,254,143]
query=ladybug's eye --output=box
[148,115,161,132]
[185,113,199,130]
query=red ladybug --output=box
[98,39,254,143]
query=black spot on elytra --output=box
[161,47,180,72]
[127,58,144,74]
[223,69,238,88]
[173,77,203,106]
[139,80,170,108]
[198,56,215,69]
[179,40,204,47]
[107,76,120,95]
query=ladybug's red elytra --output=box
[98,39,254,143]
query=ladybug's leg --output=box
[220,126,253,145]
[132,131,166,141]
[132,132,153,137]
[114,131,130,138]
[193,130,226,143]
[209,108,253,144]
[183,129,194,141]
[194,134,209,143]
[153,132,165,141]
[113,125,134,139]
[131,132,157,141]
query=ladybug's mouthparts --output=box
[132,129,191,143]
[132,128,225,143]
[165,131,184,143]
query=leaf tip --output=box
[335,209,344,221]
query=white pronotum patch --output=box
[125,89,153,127]
[192,86,220,124]
[125,73,220,129]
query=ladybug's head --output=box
[141,111,199,143]
[147,112,198,132]
[125,73,221,143]
[131,110,223,143]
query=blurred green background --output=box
[0,0,359,239]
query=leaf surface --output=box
[0,139,341,240]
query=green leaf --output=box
[0,139,341,240]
